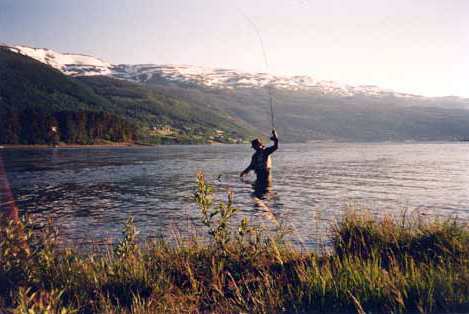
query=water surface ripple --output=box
[1,143,469,249]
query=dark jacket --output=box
[242,137,278,177]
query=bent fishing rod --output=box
[243,13,276,130]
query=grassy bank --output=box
[1,173,469,313]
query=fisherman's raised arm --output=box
[265,129,278,156]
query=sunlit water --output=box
[1,143,469,249]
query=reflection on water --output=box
[1,143,469,249]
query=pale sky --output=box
[2,0,468,97]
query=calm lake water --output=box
[1,143,469,249]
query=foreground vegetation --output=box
[1,174,469,313]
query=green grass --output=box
[1,174,469,313]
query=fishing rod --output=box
[243,14,276,130]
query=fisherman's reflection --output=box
[252,171,272,200]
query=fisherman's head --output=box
[251,139,264,152]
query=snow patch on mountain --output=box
[4,44,424,98]
[6,45,113,76]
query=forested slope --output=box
[0,48,257,144]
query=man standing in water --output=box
[240,129,278,198]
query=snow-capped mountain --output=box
[0,44,430,98]
[6,45,113,76]
[4,44,469,143]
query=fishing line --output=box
[215,10,276,185]
[241,13,276,130]
[238,11,312,250]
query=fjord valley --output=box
[2,44,469,146]
[0,46,257,145]
[3,0,469,312]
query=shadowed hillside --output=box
[0,48,258,144]
[148,80,469,142]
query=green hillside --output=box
[0,48,257,145]
[77,76,260,143]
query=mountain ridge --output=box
[7,44,466,101]
[3,44,469,143]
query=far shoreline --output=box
[0,142,152,148]
[1,139,467,149]
[0,141,243,148]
